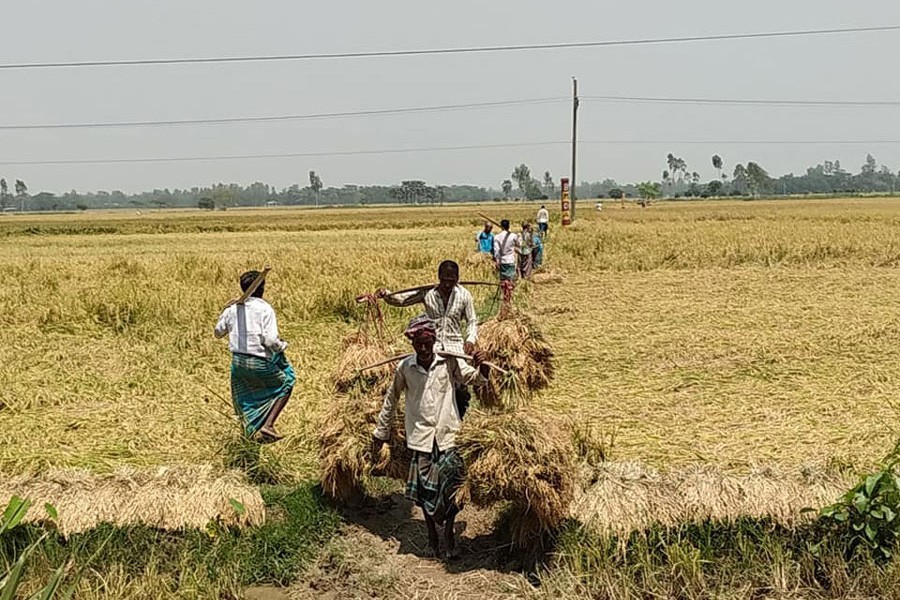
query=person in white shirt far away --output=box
[377,260,478,418]
[372,315,489,559]
[536,205,550,238]
[215,270,295,443]
[492,219,520,282]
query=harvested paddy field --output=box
[3,198,900,598]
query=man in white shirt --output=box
[378,260,478,417]
[492,219,520,282]
[536,205,550,237]
[215,271,294,442]
[373,315,488,559]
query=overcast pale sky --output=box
[1,1,899,194]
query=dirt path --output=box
[285,493,533,600]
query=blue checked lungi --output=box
[230,352,295,437]
[406,443,465,526]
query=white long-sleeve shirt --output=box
[381,286,477,353]
[373,355,486,452]
[214,297,288,359]
[493,231,520,265]
[537,208,549,223]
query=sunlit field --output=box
[2,199,899,478]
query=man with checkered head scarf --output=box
[373,315,490,559]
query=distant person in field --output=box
[214,270,295,443]
[378,260,478,418]
[536,205,550,237]
[373,315,489,559]
[530,223,544,269]
[518,223,535,279]
[493,219,520,282]
[476,221,494,255]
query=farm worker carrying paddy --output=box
[493,219,520,282]
[215,270,295,443]
[378,260,479,418]
[372,315,489,559]
[475,221,494,255]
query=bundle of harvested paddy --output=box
[319,388,410,503]
[531,271,564,285]
[475,314,554,410]
[456,410,576,546]
[318,393,379,503]
[331,331,399,396]
[571,461,848,536]
[0,465,264,537]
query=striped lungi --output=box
[230,352,295,437]
[406,443,465,526]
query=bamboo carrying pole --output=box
[223,266,271,310]
[355,281,499,304]
[355,351,507,375]
[478,213,502,228]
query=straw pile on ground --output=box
[475,313,555,409]
[457,410,576,546]
[571,461,849,536]
[0,465,264,536]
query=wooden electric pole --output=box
[571,77,579,222]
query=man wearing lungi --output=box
[372,316,489,559]
[215,270,295,443]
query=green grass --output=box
[1,482,340,597]
[537,519,900,599]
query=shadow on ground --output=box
[339,492,518,575]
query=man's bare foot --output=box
[426,526,441,559]
[257,426,283,443]
[443,527,459,560]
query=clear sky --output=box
[1,0,899,194]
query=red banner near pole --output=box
[560,177,571,226]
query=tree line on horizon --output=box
[1,153,899,212]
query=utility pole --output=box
[570,77,579,222]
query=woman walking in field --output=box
[215,270,295,443]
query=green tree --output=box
[543,170,555,196]
[746,162,770,196]
[14,179,27,211]
[511,164,532,196]
[309,171,323,207]
[705,180,724,196]
[0,178,7,209]
[198,197,215,210]
[501,179,513,199]
[732,164,748,195]
[712,154,723,181]
[637,181,661,200]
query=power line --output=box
[2,93,895,132]
[1,25,897,70]
[583,140,900,145]
[3,139,900,167]
[584,95,900,107]
[0,97,568,131]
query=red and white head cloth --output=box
[404,314,437,341]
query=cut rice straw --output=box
[0,464,265,537]
[571,461,849,536]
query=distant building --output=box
[265,200,279,207]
